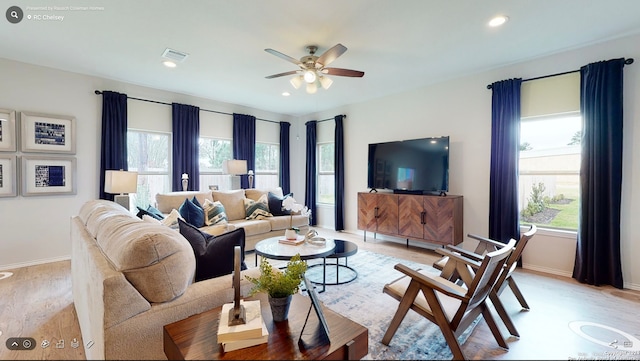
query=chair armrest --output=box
[467,233,506,249]
[435,247,482,269]
[442,245,483,262]
[393,264,467,300]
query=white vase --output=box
[182,179,188,191]
[284,229,297,240]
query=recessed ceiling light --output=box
[488,15,509,27]
[163,60,177,68]
[282,92,290,97]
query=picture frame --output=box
[0,109,17,152]
[0,155,18,197]
[21,156,77,196]
[300,275,330,343]
[20,111,76,154]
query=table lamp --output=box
[104,170,138,210]
[223,159,247,190]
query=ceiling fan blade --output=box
[323,67,365,77]
[264,48,302,66]
[316,43,347,67]
[265,70,300,79]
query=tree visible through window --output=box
[198,137,232,191]
[519,114,581,231]
[318,142,335,204]
[127,130,171,208]
[255,142,279,189]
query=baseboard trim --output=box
[522,263,573,278]
[0,255,71,271]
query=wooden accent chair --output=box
[433,225,538,338]
[381,238,516,360]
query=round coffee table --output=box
[254,236,336,293]
[307,239,358,286]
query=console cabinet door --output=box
[398,195,424,239]
[357,193,398,234]
[423,196,462,245]
[357,193,378,232]
[376,194,399,235]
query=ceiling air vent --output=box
[161,48,189,63]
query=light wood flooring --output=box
[1,228,639,360]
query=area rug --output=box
[304,249,480,360]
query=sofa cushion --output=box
[179,197,205,228]
[267,192,293,216]
[228,219,272,237]
[268,214,310,231]
[212,189,246,221]
[93,211,196,303]
[245,187,283,201]
[203,199,228,226]
[244,194,272,220]
[155,190,213,214]
[178,219,247,282]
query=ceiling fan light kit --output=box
[265,43,364,94]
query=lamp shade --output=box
[222,160,248,175]
[104,170,138,194]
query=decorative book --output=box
[222,320,269,352]
[278,236,305,245]
[217,300,263,343]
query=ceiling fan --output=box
[264,43,364,94]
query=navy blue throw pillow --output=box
[268,192,293,216]
[178,197,205,228]
[178,219,247,282]
[136,205,164,220]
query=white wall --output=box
[1,32,638,290]
[0,58,292,269]
[303,33,640,290]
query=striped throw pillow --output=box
[203,199,228,226]
[244,194,273,220]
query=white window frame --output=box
[317,142,335,205]
[127,129,172,208]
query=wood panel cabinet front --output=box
[359,192,463,246]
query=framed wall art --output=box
[21,156,77,196]
[0,155,17,197]
[20,111,76,154]
[0,109,17,152]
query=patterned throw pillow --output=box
[244,194,273,220]
[203,199,228,226]
[161,209,184,230]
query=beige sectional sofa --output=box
[71,199,261,360]
[154,187,310,251]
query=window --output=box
[198,137,232,191]
[254,142,279,189]
[317,142,335,204]
[127,130,171,208]
[519,113,581,231]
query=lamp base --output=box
[230,176,241,190]
[114,194,130,210]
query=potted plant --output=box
[245,254,307,321]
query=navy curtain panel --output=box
[99,90,128,200]
[279,122,291,194]
[488,78,522,244]
[573,58,625,289]
[305,121,317,226]
[233,113,256,189]
[172,103,200,191]
[334,115,345,231]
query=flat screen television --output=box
[367,136,449,194]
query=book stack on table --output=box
[217,300,269,352]
[278,235,305,246]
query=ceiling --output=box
[3,1,640,116]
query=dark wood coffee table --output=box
[163,292,368,360]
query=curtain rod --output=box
[486,58,634,89]
[94,90,281,124]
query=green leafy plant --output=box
[521,182,547,217]
[245,254,307,298]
